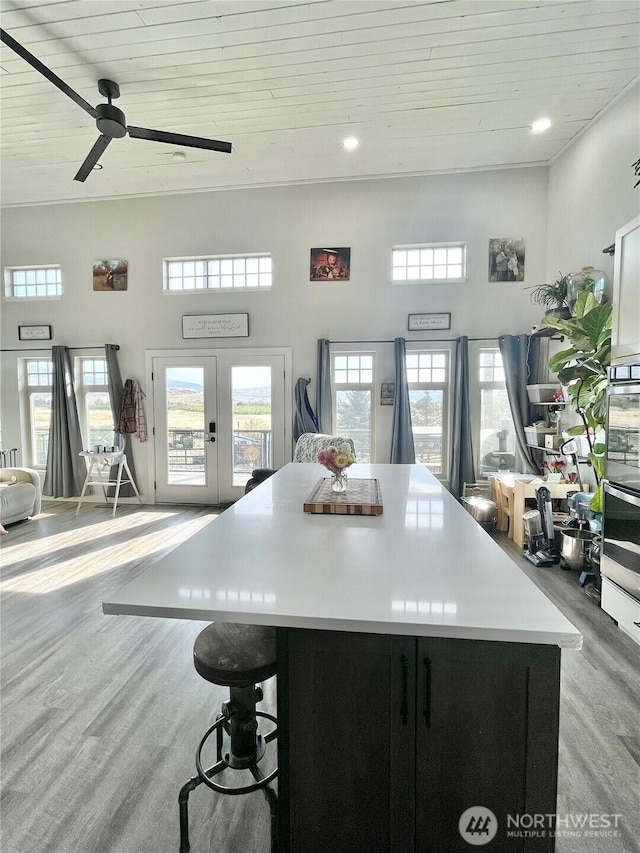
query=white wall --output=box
[546,82,640,296]
[1,167,549,490]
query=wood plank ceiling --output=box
[1,0,638,207]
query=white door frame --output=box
[145,347,292,504]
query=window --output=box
[5,266,61,298]
[478,349,516,475]
[392,244,465,283]
[21,357,116,467]
[332,353,374,462]
[163,254,272,291]
[406,351,450,477]
[78,358,115,450]
[24,360,53,466]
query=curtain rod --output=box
[329,337,499,344]
[0,345,119,353]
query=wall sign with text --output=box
[407,313,451,331]
[18,324,52,341]
[182,313,249,339]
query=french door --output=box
[152,351,287,505]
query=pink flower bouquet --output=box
[317,443,356,475]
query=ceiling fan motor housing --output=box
[96,103,127,138]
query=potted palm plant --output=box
[526,273,571,318]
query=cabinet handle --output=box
[400,654,408,725]
[633,621,640,628]
[423,657,432,728]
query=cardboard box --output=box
[544,434,563,450]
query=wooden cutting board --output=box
[303,478,383,515]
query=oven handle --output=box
[604,482,640,507]
[607,383,640,395]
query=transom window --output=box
[333,355,373,385]
[27,360,53,386]
[163,254,272,291]
[406,352,447,383]
[332,353,374,462]
[5,266,61,298]
[392,244,465,283]
[479,350,505,382]
[82,359,108,386]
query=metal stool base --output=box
[178,711,278,853]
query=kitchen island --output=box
[103,463,581,852]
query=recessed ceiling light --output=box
[531,118,552,134]
[343,136,359,151]
[172,150,187,161]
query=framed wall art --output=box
[380,382,395,406]
[488,239,525,282]
[407,313,451,331]
[93,260,128,291]
[18,324,52,341]
[182,313,249,339]
[310,247,351,281]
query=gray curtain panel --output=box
[449,336,476,499]
[316,338,332,434]
[498,334,541,475]
[43,346,86,497]
[105,343,138,497]
[390,337,416,463]
[293,377,319,442]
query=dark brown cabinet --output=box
[277,629,560,853]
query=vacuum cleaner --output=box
[522,486,560,567]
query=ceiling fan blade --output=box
[127,125,232,154]
[74,135,112,182]
[0,28,98,119]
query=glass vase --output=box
[330,471,348,493]
[567,267,606,315]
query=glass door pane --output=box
[166,367,206,485]
[231,365,273,488]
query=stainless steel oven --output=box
[601,482,640,600]
[605,363,640,491]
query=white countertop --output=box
[102,463,582,649]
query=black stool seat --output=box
[193,623,277,687]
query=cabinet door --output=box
[278,629,416,853]
[612,214,640,359]
[415,638,560,853]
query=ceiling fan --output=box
[0,28,232,182]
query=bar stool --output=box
[178,623,278,853]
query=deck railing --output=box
[167,428,272,473]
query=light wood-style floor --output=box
[1,502,639,853]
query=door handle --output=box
[423,657,432,728]
[209,436,216,443]
[400,655,409,725]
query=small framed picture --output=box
[488,238,525,282]
[380,382,395,406]
[408,313,451,331]
[18,324,52,341]
[310,247,351,281]
[93,260,128,291]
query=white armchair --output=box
[0,467,42,525]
